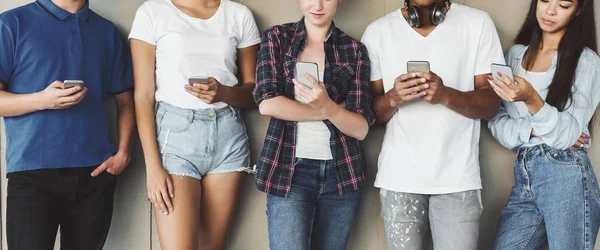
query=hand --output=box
[91,151,131,176]
[38,80,88,110]
[569,133,590,151]
[146,165,174,215]
[415,72,448,105]
[293,72,334,112]
[385,73,429,107]
[488,73,537,103]
[184,77,229,104]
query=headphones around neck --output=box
[403,0,451,28]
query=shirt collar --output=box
[37,0,90,22]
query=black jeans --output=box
[6,166,118,250]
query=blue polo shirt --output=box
[0,0,133,173]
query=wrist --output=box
[319,99,340,118]
[32,92,46,111]
[440,86,453,106]
[384,91,399,107]
[220,85,232,103]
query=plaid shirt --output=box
[252,19,376,197]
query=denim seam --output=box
[587,165,600,202]
[160,130,171,155]
[520,216,545,250]
[543,151,580,166]
[582,166,591,250]
[163,112,193,133]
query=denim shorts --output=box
[155,102,251,180]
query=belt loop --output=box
[229,106,238,120]
[538,144,546,156]
[187,109,194,123]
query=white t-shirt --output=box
[129,0,261,110]
[361,4,505,194]
[295,72,333,160]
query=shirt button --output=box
[208,113,215,118]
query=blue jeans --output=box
[492,145,600,250]
[266,158,362,250]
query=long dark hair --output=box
[515,0,597,128]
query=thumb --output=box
[50,80,64,89]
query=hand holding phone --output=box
[295,61,319,89]
[188,76,210,86]
[490,63,515,83]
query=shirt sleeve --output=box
[488,104,534,150]
[237,6,261,49]
[474,14,505,75]
[128,3,156,46]
[0,19,15,85]
[360,24,382,82]
[529,55,600,149]
[109,28,134,95]
[346,43,376,126]
[252,27,285,105]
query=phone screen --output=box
[295,62,319,89]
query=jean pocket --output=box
[544,148,581,166]
[159,111,193,133]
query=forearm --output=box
[442,87,500,120]
[222,84,256,109]
[134,93,163,170]
[321,101,369,141]
[259,96,327,122]
[0,90,43,117]
[114,92,136,156]
[372,93,398,124]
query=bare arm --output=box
[0,81,87,117]
[221,45,259,109]
[113,90,136,158]
[438,74,501,120]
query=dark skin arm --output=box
[184,45,259,109]
[371,72,500,124]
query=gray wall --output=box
[1,0,599,249]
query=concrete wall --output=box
[1,0,599,249]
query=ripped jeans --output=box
[155,102,251,180]
[380,189,483,250]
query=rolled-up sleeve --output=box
[488,104,533,150]
[253,27,285,105]
[346,43,376,126]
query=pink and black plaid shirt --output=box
[252,19,376,197]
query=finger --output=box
[293,79,310,91]
[155,192,168,215]
[397,73,418,83]
[166,176,175,198]
[59,88,87,103]
[400,78,427,89]
[415,72,433,81]
[404,91,427,101]
[500,74,518,89]
[303,73,321,90]
[59,85,84,96]
[161,188,174,213]
[490,82,512,101]
[401,83,430,96]
[294,86,311,102]
[491,78,513,94]
[91,162,109,177]
[581,133,591,139]
[151,195,161,211]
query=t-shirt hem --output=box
[237,38,261,49]
[128,35,156,46]
[374,183,482,195]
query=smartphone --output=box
[63,80,84,89]
[295,61,319,89]
[490,63,515,83]
[407,61,430,73]
[188,76,210,85]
